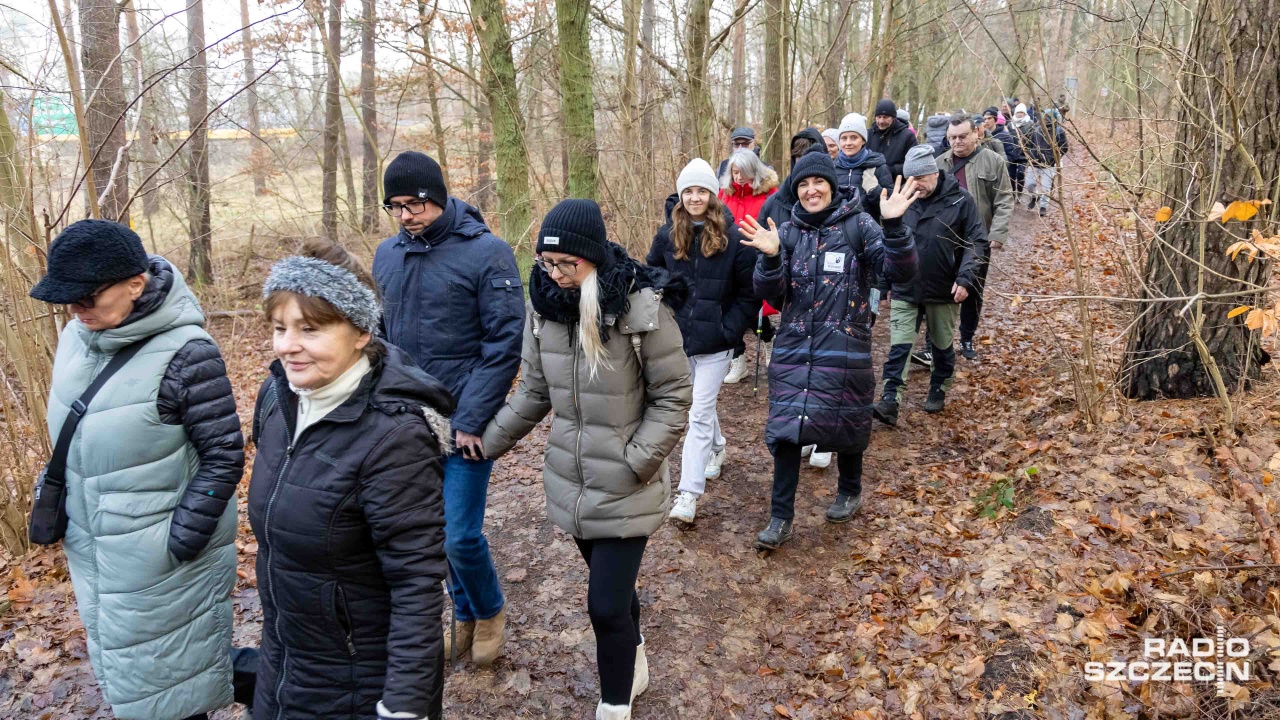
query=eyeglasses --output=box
[70,281,117,309]
[383,200,429,217]
[731,139,752,148]
[535,256,583,276]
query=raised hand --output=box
[880,176,922,219]
[738,214,781,257]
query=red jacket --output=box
[718,168,781,315]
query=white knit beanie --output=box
[1014,103,1028,117]
[837,113,868,141]
[676,158,719,195]
[821,128,841,144]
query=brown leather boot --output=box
[443,620,474,661]
[470,607,506,666]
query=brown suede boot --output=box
[443,620,474,661]
[470,607,506,666]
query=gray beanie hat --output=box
[263,256,382,333]
[903,145,940,178]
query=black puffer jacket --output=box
[891,171,989,305]
[647,195,759,356]
[1025,121,1070,167]
[866,116,915,177]
[130,258,244,562]
[995,126,1024,164]
[248,343,451,720]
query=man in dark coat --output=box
[758,127,826,228]
[874,146,988,423]
[867,99,916,178]
[1023,113,1070,217]
[372,151,524,665]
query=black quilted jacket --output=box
[248,342,451,720]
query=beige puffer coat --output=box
[483,288,692,539]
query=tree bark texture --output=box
[360,0,379,232]
[123,0,160,216]
[682,0,713,160]
[729,15,745,124]
[763,0,786,170]
[187,0,213,283]
[471,0,530,243]
[240,0,268,197]
[556,0,599,197]
[320,0,342,244]
[417,2,451,189]
[1122,0,1280,399]
[79,0,129,224]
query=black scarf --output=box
[529,243,687,340]
[793,196,840,230]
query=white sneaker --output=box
[809,451,832,469]
[669,492,697,525]
[596,702,632,720]
[632,636,649,701]
[704,446,726,479]
[801,444,815,458]
[723,354,748,384]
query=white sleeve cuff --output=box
[376,700,421,719]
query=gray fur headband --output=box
[262,256,381,333]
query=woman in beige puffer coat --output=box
[482,199,692,720]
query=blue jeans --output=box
[443,454,504,622]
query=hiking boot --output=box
[825,490,863,523]
[596,702,632,720]
[924,387,946,414]
[960,340,978,360]
[809,451,832,469]
[669,491,697,526]
[755,517,793,550]
[704,446,726,480]
[801,444,815,458]
[873,397,899,426]
[632,636,649,701]
[910,348,933,368]
[1027,195,1037,209]
[443,620,474,661]
[723,354,748,384]
[471,607,506,666]
[1039,206,1047,217]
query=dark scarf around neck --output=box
[836,147,869,169]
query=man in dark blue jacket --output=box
[372,150,524,666]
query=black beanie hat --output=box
[383,151,448,209]
[30,219,149,304]
[537,199,612,269]
[874,99,897,118]
[983,106,1000,118]
[789,150,839,198]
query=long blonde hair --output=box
[577,269,612,381]
[671,194,728,260]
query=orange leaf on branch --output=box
[1154,206,1173,222]
[1219,199,1272,223]
[1227,305,1251,319]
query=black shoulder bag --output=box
[29,338,152,546]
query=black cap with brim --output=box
[29,218,149,304]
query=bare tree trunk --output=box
[621,0,641,135]
[417,1,450,188]
[320,0,342,244]
[240,0,268,196]
[359,0,379,232]
[869,0,896,105]
[640,0,655,212]
[1122,0,1280,400]
[556,0,599,197]
[823,0,853,125]
[471,0,530,242]
[79,0,129,224]
[763,0,787,169]
[187,0,213,283]
[682,0,713,160]
[122,0,160,217]
[729,13,746,124]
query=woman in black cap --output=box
[482,199,692,720]
[30,219,245,719]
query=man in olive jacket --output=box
[937,115,1014,361]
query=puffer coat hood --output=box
[482,270,693,540]
[754,200,916,452]
[249,342,452,720]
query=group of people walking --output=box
[29,93,1070,720]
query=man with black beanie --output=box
[867,98,916,178]
[372,150,524,667]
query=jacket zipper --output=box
[336,584,356,656]
[264,383,294,720]
[570,323,585,538]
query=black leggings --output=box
[770,441,863,521]
[575,536,648,705]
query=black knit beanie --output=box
[790,150,839,198]
[983,106,1000,118]
[537,199,612,269]
[383,151,448,208]
[30,219,149,304]
[875,99,897,119]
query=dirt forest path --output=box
[8,154,1280,719]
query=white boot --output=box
[809,451,833,469]
[632,636,649,701]
[596,702,632,720]
[704,446,726,480]
[801,444,815,458]
[723,354,749,384]
[762,341,773,367]
[669,491,697,525]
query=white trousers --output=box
[678,350,732,496]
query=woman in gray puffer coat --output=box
[482,199,692,720]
